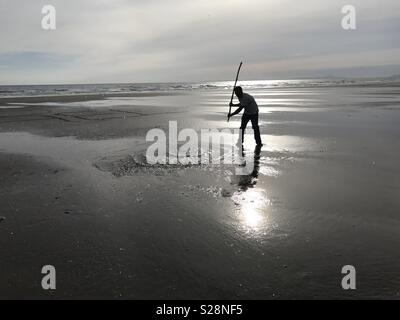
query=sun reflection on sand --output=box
[229,144,273,231]
[232,188,271,230]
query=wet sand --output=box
[1,87,400,299]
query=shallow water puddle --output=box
[0,131,145,169]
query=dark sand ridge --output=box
[0,93,191,140]
[0,91,182,105]
[1,88,400,299]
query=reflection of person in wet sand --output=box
[237,144,262,192]
[228,86,263,146]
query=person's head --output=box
[234,86,243,98]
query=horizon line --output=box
[1,74,399,87]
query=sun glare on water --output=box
[232,188,271,230]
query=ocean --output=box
[1,78,400,98]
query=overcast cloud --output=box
[0,0,399,84]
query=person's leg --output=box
[250,113,262,145]
[240,114,251,143]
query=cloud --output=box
[0,0,399,84]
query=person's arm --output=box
[228,105,244,118]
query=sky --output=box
[0,0,399,85]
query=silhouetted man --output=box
[228,86,262,146]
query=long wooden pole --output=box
[228,61,243,122]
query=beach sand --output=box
[1,86,400,299]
